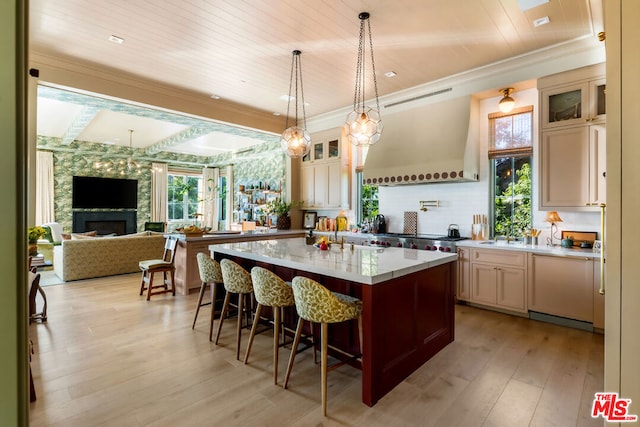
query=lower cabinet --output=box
[469,249,527,313]
[527,253,594,322]
[456,247,470,301]
[458,246,603,329]
[593,259,605,330]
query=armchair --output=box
[37,222,63,265]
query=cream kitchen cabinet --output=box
[527,253,594,322]
[541,77,606,129]
[539,124,606,209]
[300,135,350,210]
[593,259,604,330]
[456,247,470,301]
[301,162,346,209]
[469,249,527,313]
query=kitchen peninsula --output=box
[209,238,457,406]
[170,229,305,295]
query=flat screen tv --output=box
[72,176,138,209]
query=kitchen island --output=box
[169,229,305,295]
[209,238,457,406]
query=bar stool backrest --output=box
[220,259,253,294]
[250,267,294,307]
[197,252,223,284]
[291,276,361,324]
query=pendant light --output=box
[344,12,383,147]
[125,129,141,173]
[281,50,311,158]
[498,88,516,113]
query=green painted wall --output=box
[1,1,26,425]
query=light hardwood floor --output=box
[28,273,604,426]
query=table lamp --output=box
[544,211,563,246]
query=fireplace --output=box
[73,211,137,235]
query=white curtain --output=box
[151,163,168,222]
[35,150,54,225]
[202,167,219,230]
[225,165,234,230]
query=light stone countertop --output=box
[457,239,602,259]
[209,237,457,285]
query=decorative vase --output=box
[276,214,291,230]
[28,241,38,257]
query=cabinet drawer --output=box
[471,249,526,267]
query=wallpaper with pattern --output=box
[37,136,286,233]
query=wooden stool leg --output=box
[243,303,263,364]
[38,287,48,322]
[215,292,232,344]
[170,270,176,296]
[146,272,154,301]
[283,317,304,389]
[192,281,207,329]
[139,272,146,295]
[209,282,218,341]
[236,293,244,360]
[273,306,281,385]
[321,322,328,417]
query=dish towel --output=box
[403,211,418,235]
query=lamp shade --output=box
[498,88,515,113]
[544,211,563,223]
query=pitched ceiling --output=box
[29,0,601,156]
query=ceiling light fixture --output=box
[344,12,383,147]
[125,129,142,173]
[498,88,516,113]
[108,35,124,44]
[280,49,311,158]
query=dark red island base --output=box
[212,243,456,407]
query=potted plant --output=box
[265,199,302,230]
[28,226,46,257]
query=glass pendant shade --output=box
[498,88,515,113]
[344,12,383,147]
[345,107,383,146]
[281,50,311,158]
[280,125,311,158]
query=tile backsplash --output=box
[378,183,601,240]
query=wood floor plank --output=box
[29,273,604,426]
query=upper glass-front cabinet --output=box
[302,139,340,163]
[541,78,606,129]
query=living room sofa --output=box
[53,232,167,281]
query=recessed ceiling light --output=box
[210,94,221,100]
[108,35,124,44]
[533,16,550,27]
[385,71,397,78]
[280,95,294,102]
[273,112,281,116]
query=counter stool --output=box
[138,237,177,301]
[283,276,363,416]
[216,259,254,360]
[193,253,224,341]
[244,267,295,385]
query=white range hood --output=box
[363,95,480,185]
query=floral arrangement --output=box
[28,226,46,243]
[264,199,303,216]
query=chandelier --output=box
[93,129,142,175]
[344,12,383,147]
[280,49,311,158]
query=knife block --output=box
[471,223,488,240]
